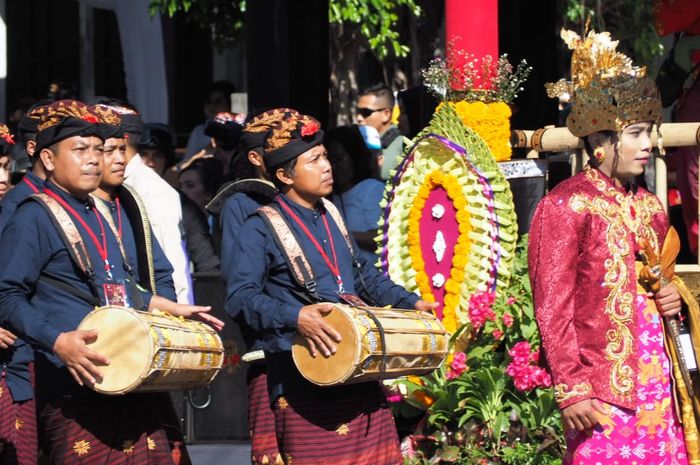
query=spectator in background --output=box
[356,83,403,180]
[326,124,385,255]
[396,85,439,139]
[142,124,220,274]
[184,80,237,159]
[179,157,224,216]
[0,124,15,201]
[203,111,243,179]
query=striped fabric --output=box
[39,392,181,465]
[247,366,281,465]
[272,381,402,465]
[0,375,37,465]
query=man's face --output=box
[204,90,229,119]
[141,148,167,177]
[283,145,333,199]
[42,135,104,198]
[599,122,653,179]
[0,155,10,199]
[101,137,127,190]
[356,95,391,134]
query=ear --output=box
[248,150,263,167]
[26,140,36,157]
[381,108,392,124]
[39,147,56,172]
[275,167,295,187]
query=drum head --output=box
[291,306,359,385]
[77,306,152,394]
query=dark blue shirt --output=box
[225,193,419,398]
[0,171,45,401]
[97,195,177,303]
[0,182,143,398]
[220,191,271,352]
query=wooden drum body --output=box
[77,306,224,395]
[292,304,449,386]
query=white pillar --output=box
[0,0,6,122]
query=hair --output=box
[180,157,225,198]
[324,125,377,195]
[229,146,262,181]
[582,130,616,166]
[207,80,237,101]
[271,157,297,190]
[359,83,395,108]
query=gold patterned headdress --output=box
[545,28,662,138]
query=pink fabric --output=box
[419,187,459,321]
[563,291,688,465]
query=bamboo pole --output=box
[510,122,700,152]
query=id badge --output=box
[338,293,369,307]
[103,282,129,307]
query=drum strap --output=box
[362,307,388,379]
[29,193,101,305]
[257,205,321,301]
[257,200,380,306]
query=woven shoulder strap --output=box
[257,204,318,297]
[30,193,93,276]
[118,185,158,294]
[321,198,355,257]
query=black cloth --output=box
[180,193,220,274]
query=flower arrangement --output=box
[422,46,531,162]
[394,237,563,465]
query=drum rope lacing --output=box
[360,307,388,380]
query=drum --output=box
[292,304,449,386]
[77,306,224,395]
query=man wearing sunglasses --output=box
[355,83,403,180]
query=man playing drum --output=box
[0,100,221,465]
[225,108,436,465]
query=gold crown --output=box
[545,28,662,138]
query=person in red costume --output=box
[656,0,700,255]
[532,29,688,464]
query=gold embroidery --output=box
[336,423,350,436]
[277,397,289,410]
[0,385,4,397]
[285,454,293,464]
[73,440,91,456]
[122,440,135,454]
[260,454,270,465]
[147,437,156,450]
[14,418,24,430]
[275,453,285,465]
[37,100,104,132]
[569,168,663,401]
[554,382,592,403]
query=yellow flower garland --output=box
[439,101,513,162]
[407,170,472,333]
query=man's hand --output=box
[654,283,682,318]
[53,330,110,387]
[297,303,342,358]
[0,327,17,349]
[149,295,225,331]
[415,300,439,312]
[561,398,609,433]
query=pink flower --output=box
[386,394,403,403]
[505,341,551,391]
[492,329,503,340]
[468,291,497,329]
[446,351,468,380]
[506,296,516,305]
[502,313,514,328]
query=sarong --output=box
[40,392,182,465]
[151,393,191,465]
[564,292,688,465]
[0,373,37,465]
[248,365,281,465]
[272,381,401,465]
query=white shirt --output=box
[124,154,192,303]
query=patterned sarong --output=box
[40,392,184,465]
[272,381,401,465]
[0,373,37,465]
[248,365,281,465]
[564,292,689,465]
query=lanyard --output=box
[44,188,114,280]
[91,195,130,270]
[23,176,39,193]
[277,196,344,292]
